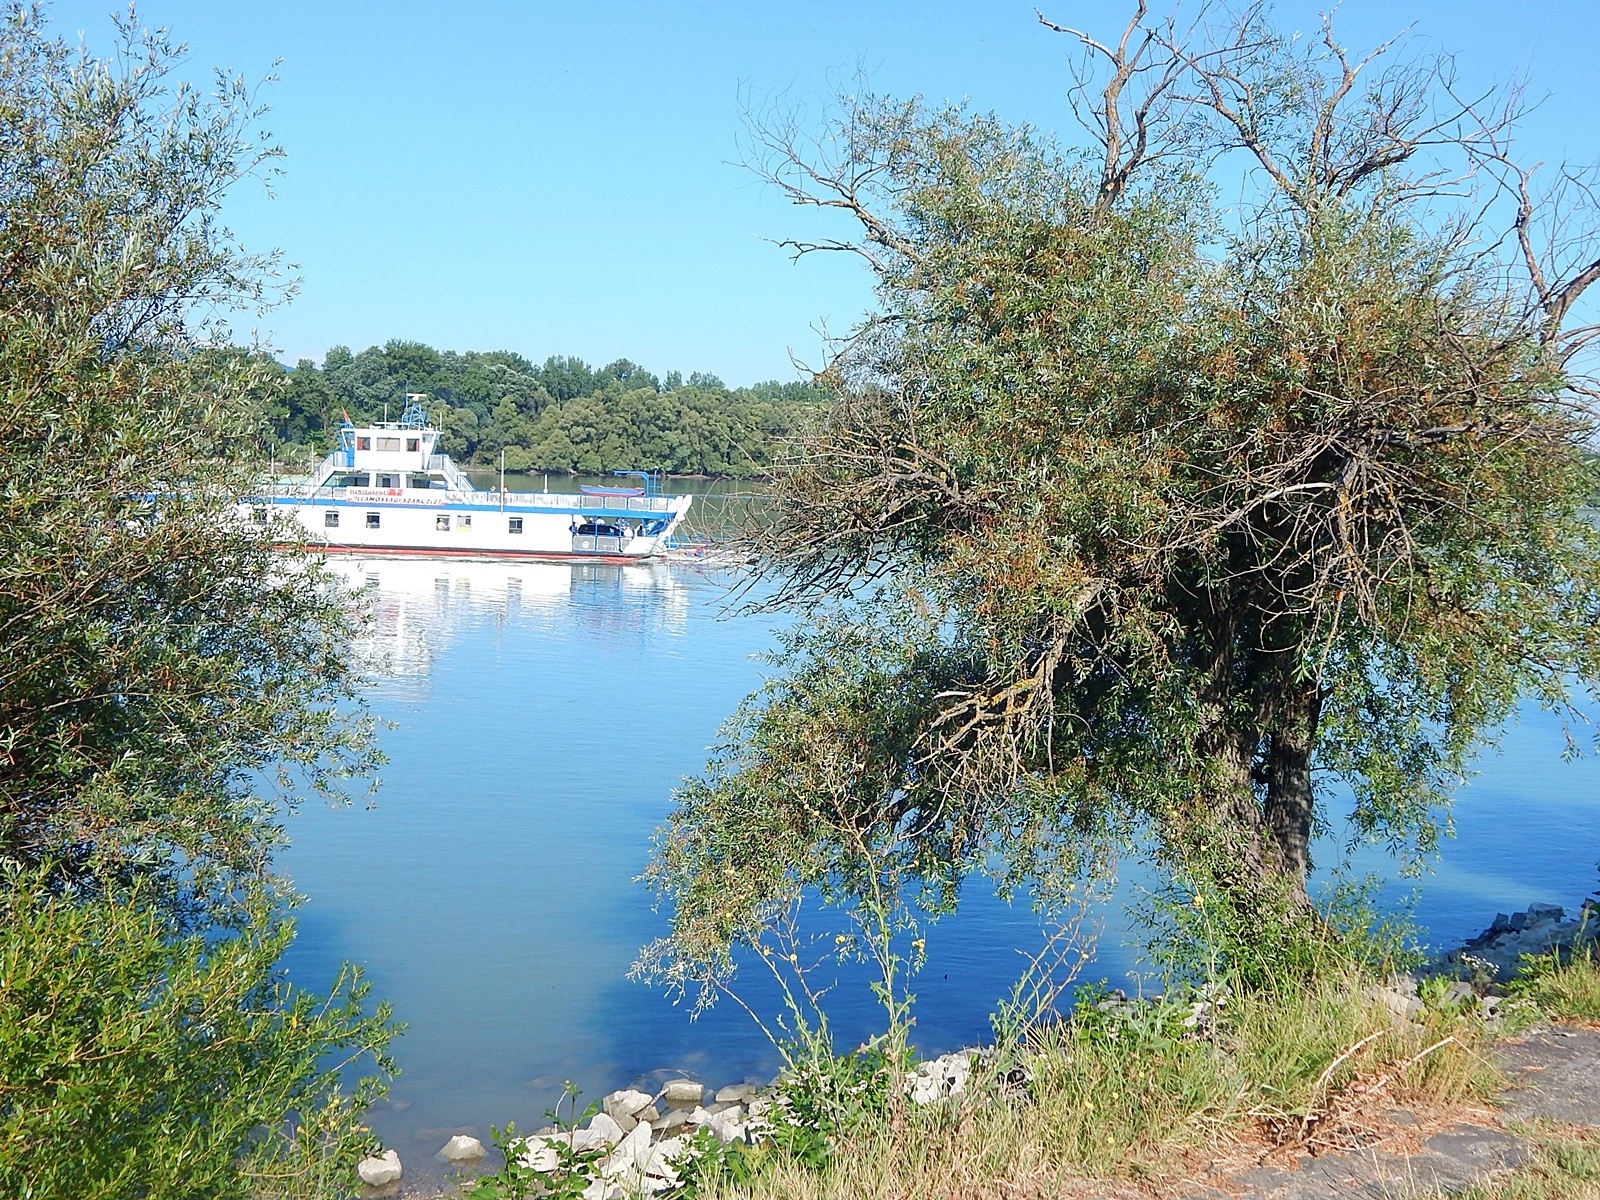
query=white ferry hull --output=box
[258,491,690,562]
[248,408,692,562]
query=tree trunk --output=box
[1262,680,1322,909]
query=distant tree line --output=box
[265,340,827,477]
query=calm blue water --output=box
[278,553,1600,1177]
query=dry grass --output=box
[699,968,1506,1200]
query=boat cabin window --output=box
[357,437,371,450]
[456,514,472,530]
[329,472,367,488]
[508,517,523,534]
[365,512,381,529]
[376,437,402,452]
[435,514,450,531]
[375,474,396,488]
[250,507,267,524]
[406,438,420,452]
[324,510,339,528]
[576,522,624,538]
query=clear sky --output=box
[44,0,1600,385]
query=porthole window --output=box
[456,514,472,530]
[436,514,450,531]
[324,510,340,528]
[508,517,523,534]
[365,512,381,529]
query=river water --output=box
[277,482,1600,1181]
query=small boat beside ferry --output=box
[247,398,692,561]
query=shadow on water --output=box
[280,555,1600,1189]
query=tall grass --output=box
[698,966,1504,1200]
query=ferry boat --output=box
[248,398,692,561]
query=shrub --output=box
[0,870,396,1200]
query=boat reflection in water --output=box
[324,556,690,698]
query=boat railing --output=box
[258,483,680,513]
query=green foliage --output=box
[0,1,378,879]
[0,869,396,1200]
[265,341,827,476]
[1510,942,1600,1023]
[648,6,1600,983]
[464,1084,606,1200]
[0,9,397,1200]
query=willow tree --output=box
[0,9,395,1195]
[0,4,377,881]
[646,5,1600,986]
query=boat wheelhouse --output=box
[248,397,692,561]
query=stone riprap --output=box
[1436,901,1599,981]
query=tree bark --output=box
[1262,679,1322,908]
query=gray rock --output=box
[439,1134,484,1162]
[715,1082,758,1105]
[705,1108,748,1144]
[653,1107,691,1133]
[357,1148,402,1187]
[1442,980,1477,1007]
[1499,1025,1600,1125]
[904,1050,975,1105]
[659,1078,705,1108]
[586,1111,626,1146]
[602,1088,655,1122]
[634,1104,661,1125]
[1214,1124,1528,1198]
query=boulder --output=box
[439,1134,484,1162]
[602,1121,654,1179]
[520,1124,615,1169]
[653,1107,691,1133]
[634,1104,661,1125]
[715,1082,758,1105]
[659,1079,705,1108]
[520,1140,560,1172]
[587,1111,625,1146]
[1441,980,1477,1007]
[1368,984,1425,1024]
[602,1088,655,1122]
[904,1050,975,1105]
[603,1123,684,1194]
[357,1148,402,1187]
[705,1108,748,1143]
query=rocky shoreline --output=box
[357,897,1600,1198]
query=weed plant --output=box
[1511,943,1600,1025]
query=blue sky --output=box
[46,0,1600,385]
